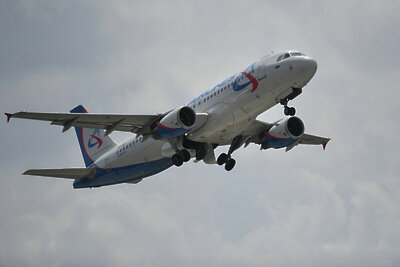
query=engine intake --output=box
[157,106,196,139]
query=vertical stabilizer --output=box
[70,105,117,167]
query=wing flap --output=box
[23,168,96,179]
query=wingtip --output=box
[323,139,331,150]
[5,113,12,123]
[322,142,328,150]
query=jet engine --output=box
[261,116,305,149]
[157,106,196,139]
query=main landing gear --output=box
[217,135,243,171]
[171,149,191,167]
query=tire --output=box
[284,107,290,116]
[180,150,191,162]
[225,158,236,171]
[289,107,296,116]
[172,154,183,166]
[217,153,228,165]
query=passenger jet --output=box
[5,51,330,188]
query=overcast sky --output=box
[1,0,400,266]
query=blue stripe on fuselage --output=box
[73,158,173,188]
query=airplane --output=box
[5,50,330,189]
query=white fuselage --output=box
[94,52,317,170]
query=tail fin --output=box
[70,105,117,167]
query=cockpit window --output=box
[277,53,291,62]
[290,52,305,57]
[282,53,290,60]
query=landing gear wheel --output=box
[172,154,183,166]
[289,107,296,116]
[225,158,236,171]
[284,107,290,116]
[217,153,229,166]
[284,106,296,116]
[180,149,191,162]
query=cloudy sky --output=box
[1,0,400,266]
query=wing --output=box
[241,119,277,147]
[242,119,330,151]
[6,111,163,136]
[285,134,330,152]
[6,110,210,137]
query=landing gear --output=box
[217,153,236,171]
[217,135,243,171]
[284,106,296,116]
[172,149,191,167]
[195,144,207,161]
[217,153,228,165]
[225,158,236,171]
[279,88,302,116]
[172,154,183,166]
[180,149,191,162]
[281,99,296,116]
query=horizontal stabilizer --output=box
[23,168,96,179]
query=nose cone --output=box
[304,58,318,78]
[290,57,318,88]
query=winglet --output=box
[322,142,328,150]
[5,113,12,123]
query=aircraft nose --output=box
[304,58,317,77]
[296,57,317,82]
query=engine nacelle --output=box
[157,106,196,139]
[262,116,305,149]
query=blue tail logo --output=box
[88,129,103,149]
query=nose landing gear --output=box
[278,87,302,116]
[281,99,296,116]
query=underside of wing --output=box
[23,168,96,179]
[299,133,330,147]
[285,133,330,152]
